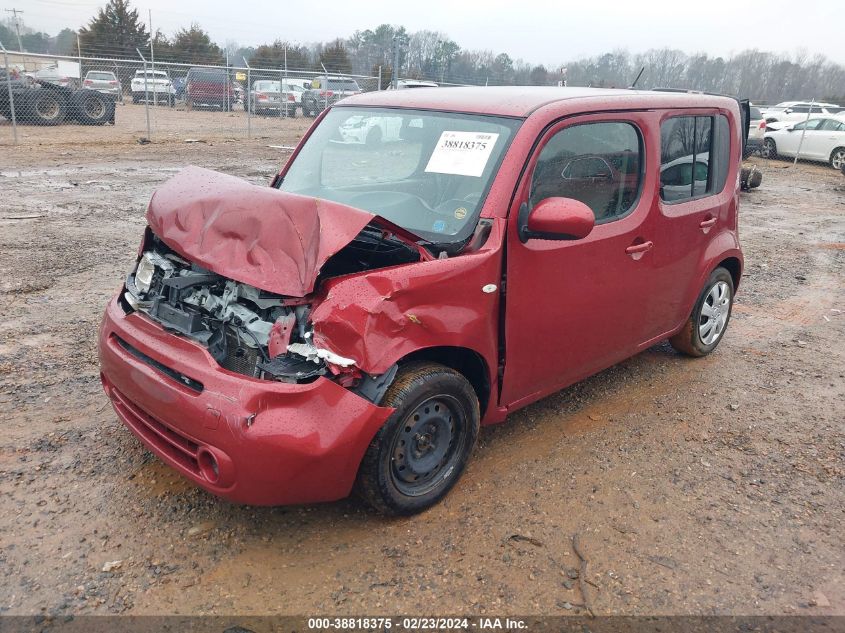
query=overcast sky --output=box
[13,0,845,66]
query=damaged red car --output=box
[98,87,746,514]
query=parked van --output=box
[186,67,235,111]
[99,87,748,515]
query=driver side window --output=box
[529,122,642,223]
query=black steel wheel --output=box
[355,362,479,515]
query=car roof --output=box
[339,86,739,118]
[775,101,840,108]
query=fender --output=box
[671,228,743,336]
[309,221,507,423]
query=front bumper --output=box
[98,293,392,506]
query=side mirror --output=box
[518,197,595,243]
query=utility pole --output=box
[391,35,400,89]
[4,9,24,52]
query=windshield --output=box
[279,107,521,244]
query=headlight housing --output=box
[134,252,157,295]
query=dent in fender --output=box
[309,220,505,390]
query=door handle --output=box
[625,241,653,255]
[699,217,717,229]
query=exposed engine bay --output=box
[122,229,420,384]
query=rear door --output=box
[501,111,657,407]
[650,110,736,332]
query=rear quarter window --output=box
[660,114,731,203]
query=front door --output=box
[500,112,658,408]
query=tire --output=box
[355,362,480,515]
[762,138,778,160]
[71,90,113,125]
[829,147,845,171]
[670,267,735,357]
[132,93,139,104]
[30,90,66,125]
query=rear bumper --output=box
[98,293,392,506]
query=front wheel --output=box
[355,362,480,515]
[829,147,845,170]
[670,267,734,357]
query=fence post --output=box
[244,57,251,138]
[378,65,382,91]
[320,62,329,112]
[793,98,814,167]
[136,48,151,141]
[1,41,18,145]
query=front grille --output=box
[109,386,201,477]
[113,336,203,392]
[219,328,260,377]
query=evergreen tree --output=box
[319,39,352,74]
[78,0,148,58]
[168,24,224,65]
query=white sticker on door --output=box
[424,131,500,178]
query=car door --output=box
[781,118,824,157]
[500,112,656,407]
[651,112,736,332]
[811,119,845,161]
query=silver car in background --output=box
[83,70,121,97]
[246,80,298,116]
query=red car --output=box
[99,87,745,515]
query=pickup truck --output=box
[131,69,174,106]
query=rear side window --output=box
[328,80,359,91]
[819,119,845,131]
[530,121,643,223]
[660,115,730,203]
[190,70,226,83]
[749,107,762,119]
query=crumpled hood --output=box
[146,166,378,297]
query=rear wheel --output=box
[670,267,734,357]
[829,147,845,170]
[72,90,112,125]
[762,138,778,160]
[355,362,480,515]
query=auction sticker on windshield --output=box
[425,131,500,177]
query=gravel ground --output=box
[0,118,843,618]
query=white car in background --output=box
[337,114,404,145]
[389,79,439,89]
[130,69,174,105]
[760,101,843,124]
[746,105,767,156]
[762,117,845,169]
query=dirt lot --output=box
[0,113,843,618]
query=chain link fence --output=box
[1,47,388,146]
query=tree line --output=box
[4,0,844,103]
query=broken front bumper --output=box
[98,293,393,506]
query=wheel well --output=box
[717,257,742,290]
[400,347,490,415]
[830,146,845,160]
